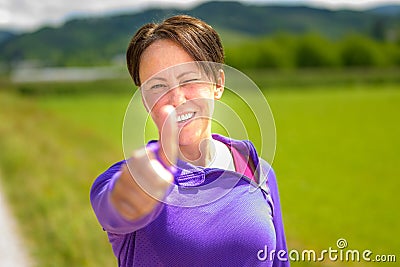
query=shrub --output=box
[294,33,339,68]
[255,39,288,69]
[340,35,387,67]
[225,32,398,69]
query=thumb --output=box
[159,105,178,168]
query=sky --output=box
[1,0,400,32]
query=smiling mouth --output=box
[177,112,195,124]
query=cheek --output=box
[191,85,215,98]
[149,85,215,127]
[184,85,216,106]
[150,103,167,131]
[195,99,214,117]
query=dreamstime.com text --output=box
[257,238,397,263]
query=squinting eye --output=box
[181,78,200,85]
[150,84,167,90]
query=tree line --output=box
[224,32,400,69]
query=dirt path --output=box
[0,178,33,267]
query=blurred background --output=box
[0,0,399,266]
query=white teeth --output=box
[177,112,194,123]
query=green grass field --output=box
[0,70,399,266]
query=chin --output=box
[178,124,207,147]
[178,131,199,146]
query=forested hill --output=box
[0,1,399,67]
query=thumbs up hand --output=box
[110,106,178,221]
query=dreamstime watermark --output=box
[257,238,397,263]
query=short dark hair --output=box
[126,15,224,86]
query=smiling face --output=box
[139,39,224,151]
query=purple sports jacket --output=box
[90,134,290,266]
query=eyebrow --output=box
[146,70,199,84]
[176,71,199,79]
[147,77,167,83]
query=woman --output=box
[90,15,289,266]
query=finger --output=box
[111,184,157,221]
[159,105,178,167]
[115,187,156,218]
[126,152,173,197]
[113,162,171,218]
[130,161,173,197]
[111,197,137,220]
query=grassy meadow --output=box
[0,69,399,266]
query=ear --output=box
[214,69,225,100]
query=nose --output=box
[169,86,186,107]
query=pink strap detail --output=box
[229,146,256,182]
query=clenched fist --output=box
[110,106,178,221]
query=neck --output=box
[179,136,215,167]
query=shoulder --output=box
[90,160,125,195]
[257,158,278,194]
[212,134,259,163]
[97,160,125,180]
